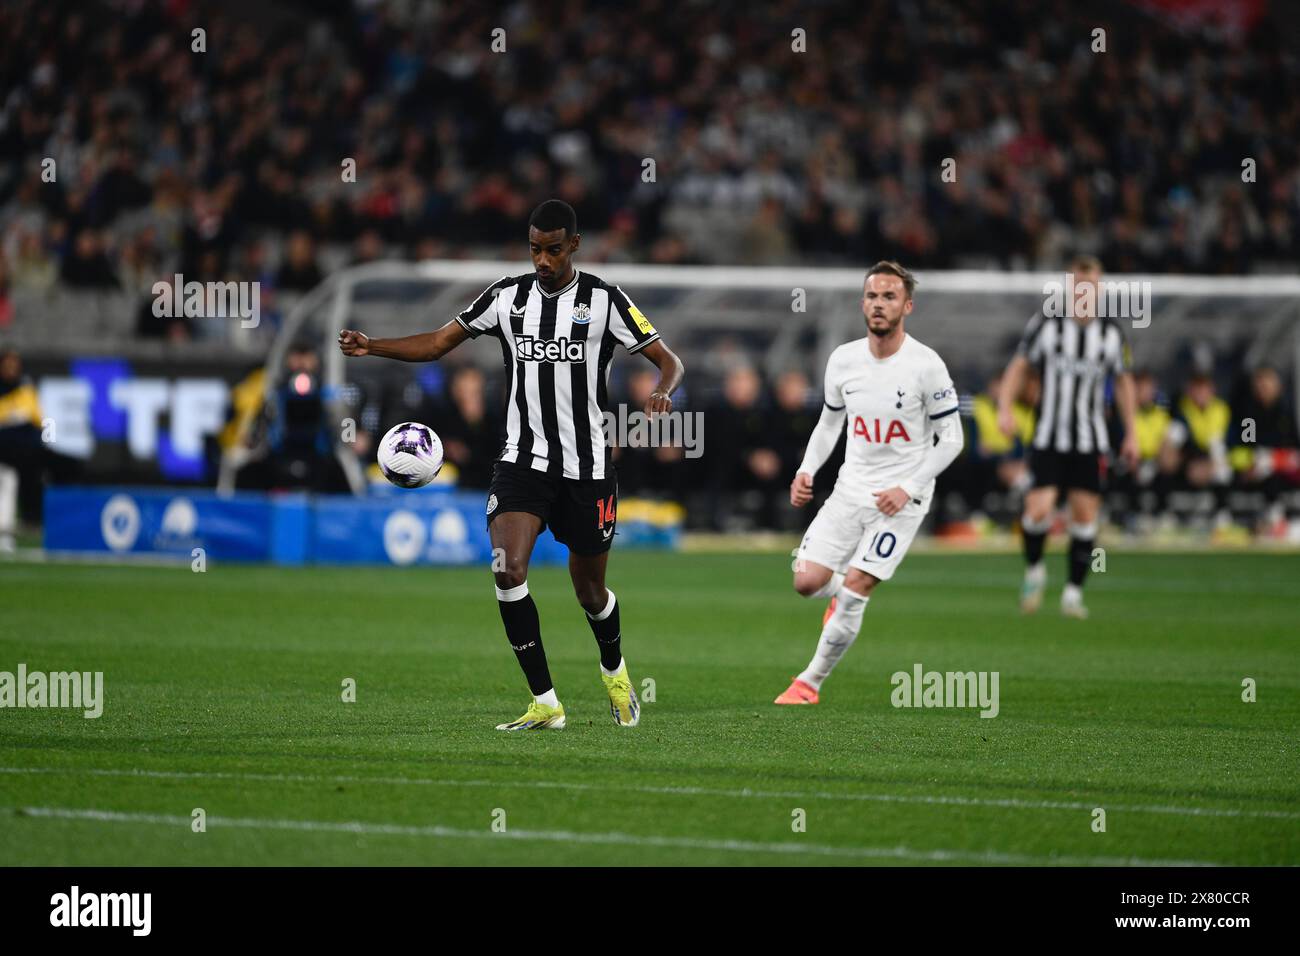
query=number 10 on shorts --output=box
[865,531,896,560]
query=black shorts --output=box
[1029,448,1104,494]
[486,460,618,555]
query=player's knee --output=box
[843,571,878,596]
[1024,492,1055,524]
[573,582,606,614]
[792,572,823,598]
[493,560,528,591]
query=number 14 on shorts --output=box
[596,494,616,528]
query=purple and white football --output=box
[377,421,444,488]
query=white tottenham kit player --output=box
[776,261,964,705]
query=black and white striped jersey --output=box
[454,270,660,480]
[1017,314,1130,454]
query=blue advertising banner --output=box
[311,489,568,566]
[44,487,276,560]
[42,487,573,566]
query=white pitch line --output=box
[2,765,1296,821]
[12,805,1219,867]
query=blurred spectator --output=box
[276,231,325,292]
[135,277,194,341]
[59,230,118,289]
[8,232,57,295]
[615,367,687,503]
[1168,371,1232,522]
[739,198,794,265]
[1110,369,1177,526]
[768,370,819,529]
[116,230,164,298]
[438,366,502,490]
[351,230,386,267]
[706,365,782,530]
[1230,366,1300,534]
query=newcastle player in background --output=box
[997,255,1139,619]
[339,200,685,731]
[777,262,964,705]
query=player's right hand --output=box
[996,406,1017,438]
[338,329,369,356]
[790,471,814,508]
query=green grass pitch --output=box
[1,551,1297,866]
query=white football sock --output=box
[600,656,625,678]
[534,688,559,708]
[798,586,870,690]
[1025,562,1046,583]
[1062,583,1083,605]
[810,572,845,599]
[1022,514,1052,534]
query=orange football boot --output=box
[774,677,820,705]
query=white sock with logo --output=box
[798,586,870,690]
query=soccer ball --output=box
[377,421,444,488]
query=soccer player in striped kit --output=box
[339,200,685,730]
[997,255,1139,619]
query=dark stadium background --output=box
[1,0,1298,544]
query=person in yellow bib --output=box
[1167,371,1231,525]
[0,348,45,551]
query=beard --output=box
[867,314,901,336]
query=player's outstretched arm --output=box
[637,339,685,415]
[338,320,470,362]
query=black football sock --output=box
[1022,514,1050,567]
[1067,523,1097,588]
[585,588,622,672]
[496,581,553,696]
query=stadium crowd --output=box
[2,0,1298,544]
[3,0,1300,328]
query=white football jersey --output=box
[821,333,959,508]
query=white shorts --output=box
[796,493,926,582]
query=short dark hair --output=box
[865,260,917,298]
[528,200,577,238]
[1067,253,1103,273]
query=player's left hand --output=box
[644,390,672,416]
[337,329,370,356]
[874,486,910,516]
[1121,432,1140,471]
